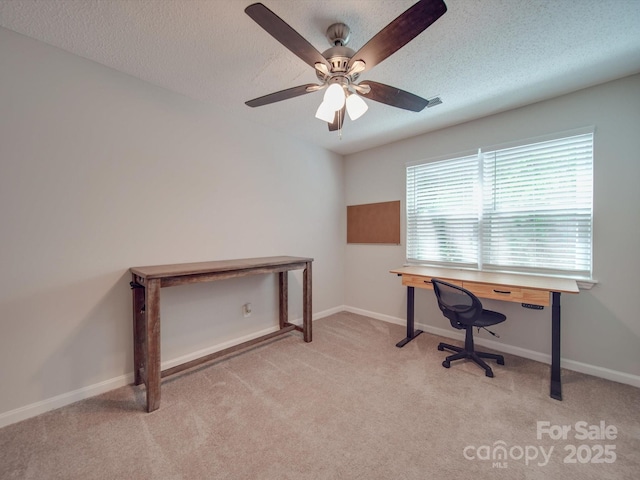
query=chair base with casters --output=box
[431,279,507,377]
[437,325,505,377]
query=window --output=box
[406,130,593,279]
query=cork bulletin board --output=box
[347,200,401,244]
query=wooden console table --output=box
[130,256,313,412]
[390,266,579,400]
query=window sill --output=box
[576,280,597,290]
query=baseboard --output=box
[0,307,341,429]
[313,305,346,320]
[0,373,134,429]
[559,359,640,388]
[3,305,637,429]
[162,306,341,371]
[343,305,640,389]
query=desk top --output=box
[390,265,579,294]
[131,256,313,280]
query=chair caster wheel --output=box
[497,358,505,365]
[437,345,444,351]
[485,369,494,378]
[442,361,450,368]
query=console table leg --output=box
[550,292,562,400]
[132,275,145,386]
[278,271,288,329]
[396,286,423,347]
[145,278,161,412]
[303,262,312,342]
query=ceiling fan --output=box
[244,0,448,132]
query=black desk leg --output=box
[550,292,562,400]
[396,286,424,347]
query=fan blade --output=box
[245,3,331,70]
[361,81,429,112]
[348,0,447,73]
[245,84,317,107]
[328,107,346,131]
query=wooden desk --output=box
[130,256,313,412]
[390,266,579,400]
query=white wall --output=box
[0,28,345,425]
[2,24,638,427]
[344,74,640,385]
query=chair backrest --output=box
[431,279,483,328]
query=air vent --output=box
[426,96,443,108]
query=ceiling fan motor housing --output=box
[318,45,359,83]
[321,23,359,79]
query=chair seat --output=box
[475,309,506,327]
[450,306,505,328]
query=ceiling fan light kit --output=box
[323,83,346,111]
[245,0,447,134]
[346,93,368,121]
[315,101,337,123]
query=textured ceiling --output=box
[1,0,639,155]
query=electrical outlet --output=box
[242,303,252,317]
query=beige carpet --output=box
[1,312,639,479]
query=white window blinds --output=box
[407,154,479,268]
[406,131,594,279]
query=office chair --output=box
[431,279,506,377]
